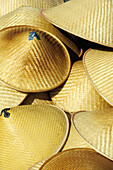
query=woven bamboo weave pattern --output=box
[0,0,63,16]
[40,149,113,170]
[0,26,70,92]
[42,0,113,47]
[0,7,81,56]
[84,49,113,106]
[49,61,112,113]
[0,80,27,111]
[73,109,113,161]
[0,104,69,169]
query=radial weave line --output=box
[0,26,70,92]
[42,0,113,47]
[0,104,69,169]
[0,0,64,16]
[0,6,81,56]
[73,109,113,161]
[83,49,113,106]
[49,61,112,113]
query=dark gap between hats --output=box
[54,25,113,54]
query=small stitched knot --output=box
[0,108,10,118]
[28,32,40,40]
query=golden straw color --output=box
[0,7,81,57]
[0,80,27,111]
[49,61,112,113]
[30,160,47,170]
[62,123,91,151]
[0,26,71,92]
[42,0,113,47]
[30,117,91,170]
[0,0,64,16]
[40,148,113,170]
[83,49,113,106]
[0,104,69,170]
[72,108,113,161]
[21,92,53,105]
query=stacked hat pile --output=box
[0,0,113,169]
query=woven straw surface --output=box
[22,92,53,105]
[0,26,70,92]
[40,148,113,170]
[83,49,113,106]
[0,0,64,16]
[0,80,27,111]
[49,61,112,113]
[63,123,91,151]
[0,104,69,169]
[73,109,113,161]
[42,0,113,47]
[30,120,91,170]
[0,7,81,56]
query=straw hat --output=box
[72,108,113,161]
[49,61,112,113]
[83,48,113,106]
[21,92,53,105]
[39,148,113,170]
[0,104,69,169]
[0,80,27,111]
[0,0,64,16]
[0,7,81,56]
[0,26,71,92]
[30,114,91,170]
[42,0,113,47]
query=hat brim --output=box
[39,148,113,169]
[83,48,113,106]
[49,60,111,113]
[42,0,113,47]
[0,25,71,92]
[0,0,64,16]
[0,104,69,169]
[0,6,82,57]
[72,109,113,161]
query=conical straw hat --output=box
[0,7,81,56]
[21,92,53,105]
[49,61,112,113]
[30,115,91,170]
[0,0,64,16]
[72,108,113,161]
[83,49,113,106]
[42,0,113,47]
[0,80,27,111]
[0,26,71,92]
[40,148,113,170]
[0,104,69,169]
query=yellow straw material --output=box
[0,80,27,111]
[49,61,112,113]
[0,7,81,56]
[0,104,69,169]
[63,123,91,151]
[83,49,113,106]
[40,148,113,170]
[0,26,71,92]
[0,0,64,16]
[72,108,113,161]
[42,0,113,47]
